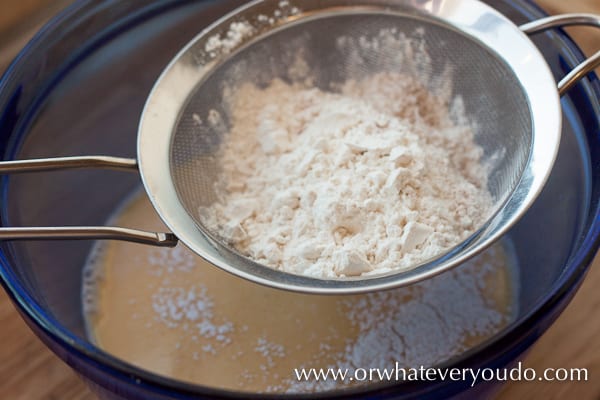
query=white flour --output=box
[285,246,511,393]
[201,73,492,278]
[203,1,301,58]
[205,21,254,57]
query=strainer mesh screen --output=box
[171,12,532,250]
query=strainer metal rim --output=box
[137,0,561,294]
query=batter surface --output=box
[83,191,518,393]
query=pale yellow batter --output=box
[83,191,518,393]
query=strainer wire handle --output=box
[0,227,177,247]
[0,155,138,173]
[0,156,178,247]
[520,13,600,96]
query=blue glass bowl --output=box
[0,1,598,399]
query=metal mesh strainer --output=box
[2,0,600,294]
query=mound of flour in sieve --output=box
[200,73,492,278]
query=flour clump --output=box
[200,73,492,278]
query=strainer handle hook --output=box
[0,156,178,247]
[520,13,600,96]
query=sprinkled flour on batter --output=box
[201,73,492,278]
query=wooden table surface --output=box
[0,1,599,399]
